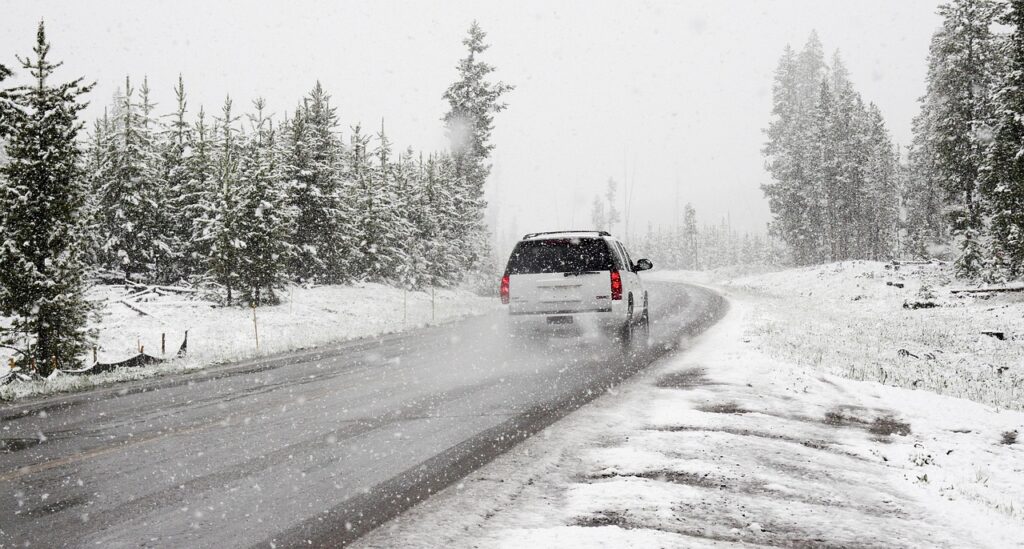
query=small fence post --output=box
[51,356,57,373]
[252,304,260,351]
[161,333,166,355]
[92,346,97,364]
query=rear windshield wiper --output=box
[564,270,600,277]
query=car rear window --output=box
[505,238,614,274]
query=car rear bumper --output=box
[506,307,627,337]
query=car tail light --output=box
[610,270,622,300]
[500,274,510,304]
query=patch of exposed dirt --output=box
[655,368,717,389]
[574,510,636,529]
[589,469,725,489]
[697,402,750,414]
[869,417,911,436]
[652,425,840,455]
[823,406,911,437]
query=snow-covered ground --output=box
[356,265,1024,548]
[0,283,496,401]
[710,261,1024,411]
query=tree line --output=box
[904,0,1024,281]
[761,32,900,267]
[0,21,511,372]
[766,1,1024,283]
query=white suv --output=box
[500,231,653,345]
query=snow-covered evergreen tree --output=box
[903,110,947,258]
[95,76,170,282]
[984,0,1024,276]
[0,22,95,372]
[762,39,825,265]
[351,123,412,282]
[918,0,1003,275]
[180,107,216,278]
[200,97,243,303]
[418,153,462,286]
[283,83,351,283]
[863,104,899,260]
[161,75,192,281]
[235,99,292,305]
[442,21,512,276]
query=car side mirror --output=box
[635,258,653,272]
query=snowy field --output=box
[708,261,1024,411]
[0,283,497,401]
[356,266,1024,548]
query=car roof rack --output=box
[522,230,612,240]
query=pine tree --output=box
[162,75,192,281]
[605,179,621,229]
[235,99,292,305]
[984,0,1024,276]
[196,97,243,303]
[921,0,1003,275]
[904,107,947,258]
[442,21,512,276]
[355,123,412,282]
[863,104,899,260]
[683,203,699,269]
[590,196,607,231]
[81,112,111,267]
[95,76,167,281]
[0,22,95,373]
[283,83,351,283]
[419,153,461,286]
[762,37,827,265]
[349,123,409,282]
[138,77,175,282]
[181,107,215,278]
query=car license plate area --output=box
[547,316,573,325]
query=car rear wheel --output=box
[618,298,634,348]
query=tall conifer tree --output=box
[0,22,94,372]
[985,0,1024,276]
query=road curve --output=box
[0,281,724,548]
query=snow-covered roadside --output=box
[0,283,496,401]
[355,295,1024,548]
[657,261,1024,411]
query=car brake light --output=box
[500,274,510,304]
[610,270,622,300]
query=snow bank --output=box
[0,283,496,401]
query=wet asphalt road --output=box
[0,281,723,548]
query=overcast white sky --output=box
[2,0,943,249]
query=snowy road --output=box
[0,281,723,547]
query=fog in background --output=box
[1,0,942,254]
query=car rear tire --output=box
[617,298,635,349]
